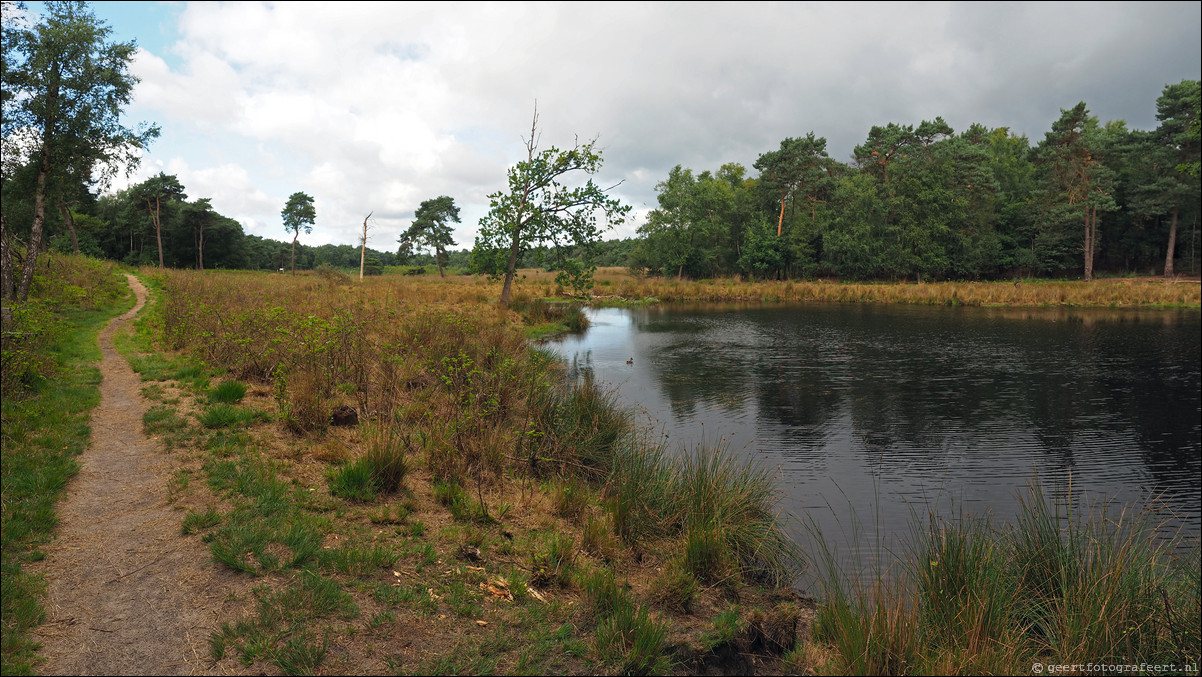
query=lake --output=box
[547,302,1201,593]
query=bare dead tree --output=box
[359,211,374,281]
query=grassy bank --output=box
[0,256,130,675]
[112,268,804,674]
[806,486,1200,675]
[568,269,1202,308]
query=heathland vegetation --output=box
[3,262,1198,675]
[2,3,1199,674]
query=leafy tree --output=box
[633,163,761,279]
[399,195,459,277]
[552,256,594,297]
[132,172,185,268]
[1035,103,1118,281]
[853,122,921,188]
[983,128,1040,275]
[181,198,215,270]
[1153,80,1200,276]
[824,172,891,279]
[634,165,696,278]
[281,191,315,276]
[473,106,629,306]
[738,217,790,279]
[1,0,158,301]
[754,133,834,237]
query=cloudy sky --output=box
[25,1,1202,251]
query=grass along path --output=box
[29,274,242,676]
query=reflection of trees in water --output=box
[564,351,595,383]
[1095,323,1202,492]
[654,341,756,421]
[630,305,1199,496]
[753,361,839,431]
[636,311,763,421]
[831,315,1016,456]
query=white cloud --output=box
[110,1,1199,250]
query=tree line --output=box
[631,83,1200,281]
[4,2,1198,310]
[1,163,401,273]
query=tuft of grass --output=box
[530,532,577,588]
[327,459,378,502]
[808,482,1201,675]
[360,423,409,495]
[198,403,264,429]
[319,544,397,576]
[647,558,699,613]
[669,447,799,586]
[181,507,222,535]
[208,380,248,404]
[581,567,625,619]
[682,523,732,584]
[144,404,186,434]
[210,571,356,674]
[552,476,590,523]
[581,514,618,561]
[592,596,671,675]
[699,604,745,653]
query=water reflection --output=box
[549,303,1201,592]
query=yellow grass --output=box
[582,269,1201,308]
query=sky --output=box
[18,1,1202,252]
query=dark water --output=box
[547,303,1202,593]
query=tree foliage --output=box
[472,106,630,306]
[132,172,185,268]
[633,85,1200,281]
[1,0,158,301]
[399,195,459,277]
[281,191,315,276]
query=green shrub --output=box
[1,300,62,395]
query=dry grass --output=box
[588,268,1201,308]
[104,266,1197,675]
[119,267,810,675]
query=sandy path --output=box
[31,274,234,676]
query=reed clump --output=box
[809,483,1201,675]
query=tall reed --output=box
[809,483,1200,675]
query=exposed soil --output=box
[30,275,243,676]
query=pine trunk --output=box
[1164,204,1179,278]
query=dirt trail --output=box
[32,274,233,676]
